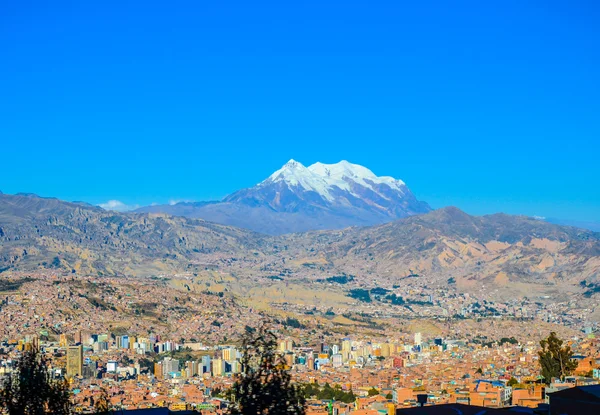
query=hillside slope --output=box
[2,194,599,302]
[277,207,600,298]
[0,193,265,276]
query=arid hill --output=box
[0,192,265,276]
[276,206,600,300]
[1,193,599,300]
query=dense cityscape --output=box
[1,272,598,414]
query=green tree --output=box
[93,388,111,414]
[137,358,154,373]
[0,347,71,415]
[538,332,578,384]
[228,325,305,415]
[385,393,393,400]
[507,377,519,387]
[367,387,379,397]
[343,390,356,404]
[317,383,333,400]
[302,383,316,399]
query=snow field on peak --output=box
[263,160,407,202]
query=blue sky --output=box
[1,0,599,221]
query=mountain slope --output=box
[2,194,600,309]
[278,206,600,298]
[136,160,431,234]
[0,193,264,276]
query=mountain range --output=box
[135,160,431,234]
[1,192,599,302]
[0,192,262,276]
[1,155,599,318]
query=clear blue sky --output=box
[1,0,599,221]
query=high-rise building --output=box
[229,360,241,374]
[79,330,92,345]
[278,339,294,352]
[137,337,152,354]
[212,358,225,376]
[66,345,83,377]
[154,362,163,379]
[358,345,372,357]
[381,343,391,357]
[93,341,109,353]
[202,355,211,374]
[185,360,199,378]
[162,357,180,378]
[115,335,130,349]
[414,332,422,347]
[82,362,97,379]
[222,347,236,361]
[332,354,343,368]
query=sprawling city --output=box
[1,1,599,415]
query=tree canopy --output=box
[507,377,520,388]
[0,347,71,415]
[538,332,578,384]
[228,325,306,415]
[367,387,380,397]
[302,382,356,403]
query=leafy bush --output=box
[303,382,356,403]
[348,289,371,303]
[284,317,304,329]
[370,287,389,296]
[326,275,354,284]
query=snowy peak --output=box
[129,159,431,234]
[266,159,309,182]
[309,160,372,179]
[281,159,304,170]
[264,159,332,198]
[308,160,406,193]
[262,159,407,201]
[222,159,431,232]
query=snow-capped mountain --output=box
[224,159,430,217]
[135,160,431,234]
[267,159,408,202]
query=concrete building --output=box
[414,332,422,347]
[66,345,83,377]
[212,358,225,376]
